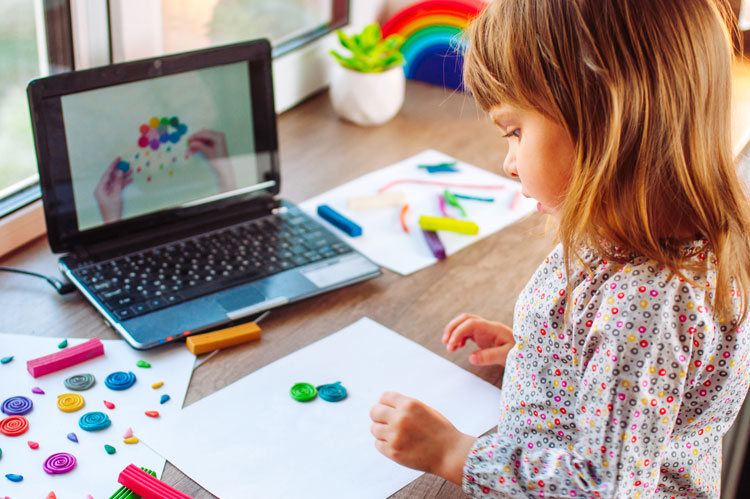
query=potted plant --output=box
[329,23,406,126]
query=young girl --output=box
[369,0,750,497]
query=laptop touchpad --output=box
[216,285,267,313]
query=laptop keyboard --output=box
[70,211,353,320]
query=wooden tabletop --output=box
[0,80,565,497]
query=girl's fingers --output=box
[370,421,389,441]
[442,313,476,343]
[469,343,514,366]
[378,391,406,408]
[369,403,394,423]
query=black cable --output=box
[0,266,76,295]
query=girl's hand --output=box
[370,391,476,485]
[442,313,515,366]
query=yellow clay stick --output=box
[418,215,479,235]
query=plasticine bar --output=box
[348,191,406,210]
[186,322,262,355]
[118,464,192,499]
[317,204,363,237]
[418,215,479,235]
[422,230,446,260]
[109,467,157,499]
[27,337,104,378]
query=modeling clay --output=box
[290,382,317,402]
[27,338,104,378]
[0,416,29,436]
[1,396,33,415]
[64,373,96,391]
[105,371,136,390]
[57,393,85,412]
[316,382,348,402]
[43,453,76,474]
[79,411,111,431]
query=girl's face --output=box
[489,104,575,216]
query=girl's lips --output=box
[536,201,543,212]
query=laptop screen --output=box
[28,40,280,253]
[61,61,263,231]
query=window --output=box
[0,0,72,214]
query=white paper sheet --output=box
[138,317,503,499]
[299,150,537,275]
[0,334,194,498]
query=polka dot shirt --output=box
[463,242,750,498]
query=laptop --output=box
[27,39,381,350]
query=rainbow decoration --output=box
[383,0,488,89]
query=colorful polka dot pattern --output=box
[463,242,750,499]
[137,116,187,151]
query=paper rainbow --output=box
[382,0,488,89]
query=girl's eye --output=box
[503,129,521,139]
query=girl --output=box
[369,0,750,497]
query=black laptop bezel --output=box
[27,39,280,254]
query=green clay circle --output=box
[289,382,317,402]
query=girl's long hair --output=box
[464,0,750,325]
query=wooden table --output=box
[0,80,571,497]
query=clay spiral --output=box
[0,415,29,436]
[78,411,111,431]
[64,373,96,391]
[1,396,33,415]
[57,393,85,413]
[105,371,136,390]
[316,382,348,402]
[43,452,77,474]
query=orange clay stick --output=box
[400,204,410,233]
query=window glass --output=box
[161,0,334,54]
[0,0,41,196]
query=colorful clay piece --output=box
[151,381,164,389]
[0,447,2,459]
[58,339,68,349]
[47,492,57,499]
[0,416,29,436]
[5,474,22,482]
[0,356,12,364]
[290,382,317,402]
[160,394,170,405]
[27,337,104,378]
[105,371,136,390]
[118,464,193,499]
[67,432,78,443]
[104,400,115,409]
[1,396,33,415]
[123,437,139,444]
[43,452,77,474]
[28,441,39,449]
[57,393,85,412]
[144,411,159,418]
[123,427,133,439]
[136,360,151,368]
[32,387,45,394]
[79,411,111,431]
[316,381,348,402]
[104,444,116,455]
[64,373,96,391]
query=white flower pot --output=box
[329,64,405,126]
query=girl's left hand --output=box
[369,391,476,485]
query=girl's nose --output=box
[503,151,518,178]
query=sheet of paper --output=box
[138,317,503,499]
[299,150,537,275]
[0,334,195,498]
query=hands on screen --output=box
[94,156,132,224]
[188,129,237,193]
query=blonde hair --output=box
[464,0,750,324]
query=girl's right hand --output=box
[442,313,515,366]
